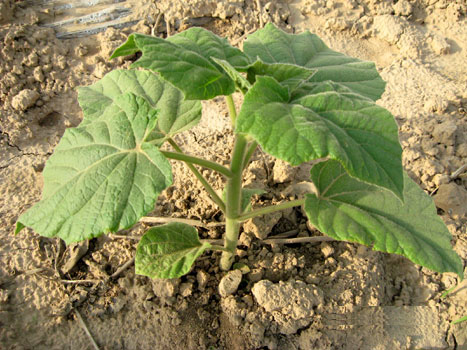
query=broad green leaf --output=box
[211,57,251,94]
[244,23,385,101]
[78,69,202,145]
[111,27,250,100]
[136,222,211,278]
[16,93,173,244]
[291,80,361,100]
[236,76,403,198]
[304,160,463,278]
[245,60,316,92]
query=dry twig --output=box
[151,12,162,36]
[109,234,141,240]
[451,164,467,180]
[61,279,101,285]
[75,309,100,350]
[141,216,224,229]
[262,236,334,245]
[430,163,467,196]
[231,28,256,46]
[110,257,135,279]
[256,0,264,28]
[166,16,171,37]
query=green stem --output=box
[168,138,226,213]
[220,95,247,270]
[207,245,230,252]
[236,198,306,222]
[161,150,233,178]
[242,141,258,170]
[220,218,240,269]
[226,95,237,126]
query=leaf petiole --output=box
[226,95,237,126]
[452,315,467,325]
[236,198,306,222]
[207,245,230,252]
[161,150,233,177]
[242,141,258,170]
[168,138,226,212]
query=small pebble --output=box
[219,269,242,297]
[320,242,334,258]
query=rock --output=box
[219,269,242,297]
[0,2,13,24]
[456,143,467,157]
[248,268,264,282]
[179,282,193,297]
[33,67,44,82]
[320,242,334,258]
[325,17,351,31]
[85,258,109,279]
[0,289,9,303]
[220,295,245,327]
[432,121,458,146]
[452,319,467,349]
[196,270,209,291]
[429,35,451,55]
[273,159,295,183]
[424,97,449,113]
[11,89,40,111]
[393,0,412,16]
[93,62,107,79]
[61,241,89,274]
[434,183,467,217]
[432,174,450,186]
[75,44,88,56]
[151,278,179,299]
[243,211,282,239]
[133,283,154,301]
[252,280,324,334]
[238,232,253,247]
[372,15,406,45]
[423,159,444,176]
[25,52,39,67]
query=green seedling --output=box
[453,315,467,325]
[16,24,463,281]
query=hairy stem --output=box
[207,245,230,252]
[161,150,233,177]
[168,138,226,212]
[236,198,306,222]
[220,96,247,270]
[226,95,237,126]
[242,141,258,170]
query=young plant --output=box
[16,24,463,281]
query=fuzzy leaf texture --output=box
[243,23,385,101]
[245,60,316,92]
[210,57,252,94]
[304,160,463,278]
[136,222,211,278]
[78,69,202,145]
[16,93,173,244]
[111,27,250,100]
[236,76,403,198]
